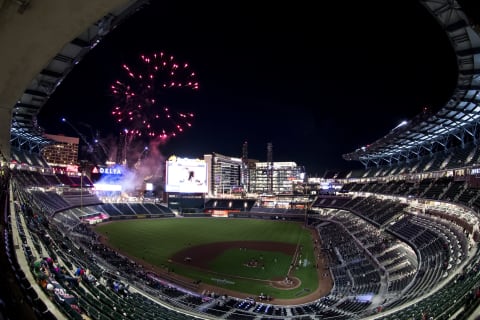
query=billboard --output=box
[91,164,126,192]
[165,157,208,193]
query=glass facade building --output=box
[249,161,306,195]
[41,134,79,166]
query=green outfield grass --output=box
[94,217,319,299]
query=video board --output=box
[165,158,208,193]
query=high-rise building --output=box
[249,161,305,195]
[41,134,79,166]
[204,153,242,196]
[203,149,305,196]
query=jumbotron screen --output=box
[165,157,208,193]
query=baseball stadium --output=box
[1,1,480,320]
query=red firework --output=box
[110,51,199,140]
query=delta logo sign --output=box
[91,165,123,176]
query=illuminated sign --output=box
[93,167,123,175]
[66,165,78,172]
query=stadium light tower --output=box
[267,142,273,194]
[61,117,94,153]
[241,141,249,193]
[123,128,128,166]
[134,146,149,169]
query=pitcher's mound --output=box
[270,276,301,290]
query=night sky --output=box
[38,1,471,176]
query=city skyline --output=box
[38,1,461,176]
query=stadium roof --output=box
[9,0,149,153]
[343,0,480,168]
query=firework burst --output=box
[110,51,199,140]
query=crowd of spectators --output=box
[2,149,480,319]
